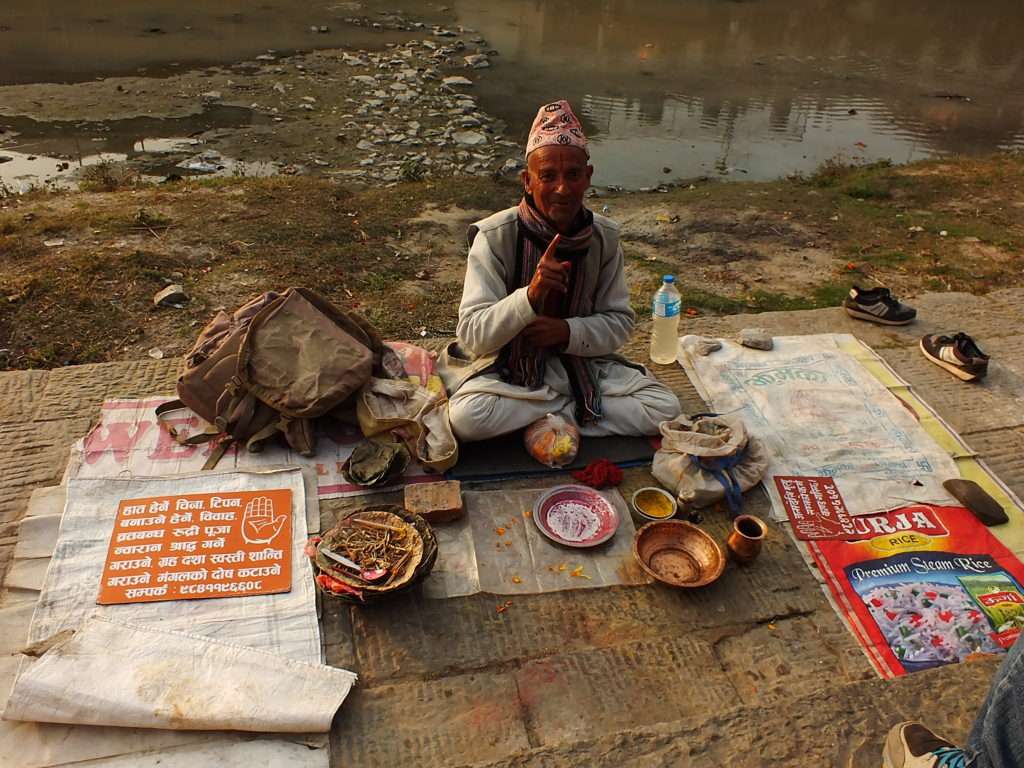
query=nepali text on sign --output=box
[97,489,292,605]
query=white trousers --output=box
[448,357,681,442]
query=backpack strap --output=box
[216,377,260,440]
[155,400,221,446]
[202,438,234,471]
[244,420,283,453]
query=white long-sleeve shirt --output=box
[456,207,636,360]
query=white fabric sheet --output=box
[24,469,320,661]
[679,334,958,519]
[424,488,649,599]
[3,468,355,741]
[5,616,354,732]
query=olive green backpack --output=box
[156,287,383,467]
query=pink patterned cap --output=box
[526,100,589,158]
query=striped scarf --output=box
[502,197,601,425]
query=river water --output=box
[2,0,1023,188]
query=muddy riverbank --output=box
[0,27,519,192]
[3,0,1024,190]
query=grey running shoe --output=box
[843,285,917,325]
[920,332,989,381]
[882,722,966,768]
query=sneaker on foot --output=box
[920,332,989,381]
[843,285,917,325]
[883,722,967,768]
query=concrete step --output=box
[456,653,1000,768]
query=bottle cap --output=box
[663,275,675,283]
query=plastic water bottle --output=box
[649,275,682,364]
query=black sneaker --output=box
[920,332,989,381]
[843,286,917,325]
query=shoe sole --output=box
[844,306,915,326]
[919,338,979,381]
[882,722,910,768]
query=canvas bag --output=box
[356,377,458,472]
[157,287,382,465]
[651,414,769,515]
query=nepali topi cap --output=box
[526,100,589,158]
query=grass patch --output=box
[3,153,1023,370]
[0,174,518,368]
[78,161,141,193]
[862,249,911,267]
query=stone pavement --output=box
[2,289,1024,767]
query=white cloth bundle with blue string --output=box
[652,414,769,516]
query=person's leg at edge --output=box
[963,635,1024,768]
[882,636,1023,768]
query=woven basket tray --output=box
[312,505,437,604]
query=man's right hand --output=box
[526,234,571,311]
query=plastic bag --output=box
[524,413,580,468]
[651,414,768,514]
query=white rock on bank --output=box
[452,130,487,146]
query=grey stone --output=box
[153,284,188,308]
[452,130,486,146]
[442,76,473,87]
[739,327,773,350]
[692,336,723,356]
[499,158,523,175]
[464,54,490,69]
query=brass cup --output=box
[726,514,767,565]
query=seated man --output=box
[443,100,681,443]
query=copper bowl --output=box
[633,520,726,588]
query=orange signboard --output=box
[97,489,293,605]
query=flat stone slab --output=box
[515,635,734,746]
[331,671,531,767]
[464,656,1000,768]
[876,346,1024,435]
[0,370,48,424]
[712,611,875,706]
[961,426,1024,500]
[31,359,178,421]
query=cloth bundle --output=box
[356,378,458,472]
[651,414,769,516]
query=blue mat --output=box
[447,433,656,482]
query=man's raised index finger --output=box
[542,233,562,260]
